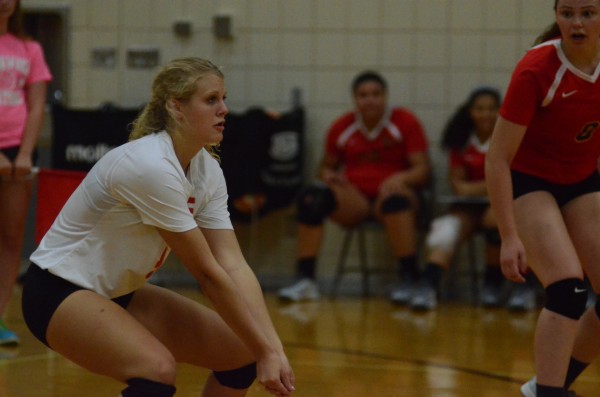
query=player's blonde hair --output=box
[129,57,224,156]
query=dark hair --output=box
[351,71,387,94]
[7,0,25,38]
[534,0,560,45]
[441,87,501,151]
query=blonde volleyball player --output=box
[21,58,295,397]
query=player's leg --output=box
[0,178,33,326]
[561,192,600,388]
[125,284,258,397]
[280,182,370,301]
[372,188,421,304]
[410,208,477,310]
[45,291,177,395]
[514,191,585,392]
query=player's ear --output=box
[166,98,181,113]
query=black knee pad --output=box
[213,362,257,390]
[483,228,501,245]
[296,184,336,226]
[381,195,411,214]
[122,378,176,397]
[545,278,588,320]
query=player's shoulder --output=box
[389,107,422,127]
[516,39,560,73]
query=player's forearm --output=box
[227,265,285,353]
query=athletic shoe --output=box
[520,377,535,397]
[507,284,536,312]
[278,278,320,302]
[409,281,437,311]
[390,280,414,305]
[0,319,19,346]
[480,284,504,308]
[520,377,577,397]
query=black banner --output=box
[51,103,141,171]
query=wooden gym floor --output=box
[1,286,599,396]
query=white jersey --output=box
[30,131,232,298]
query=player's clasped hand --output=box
[257,353,295,396]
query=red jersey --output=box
[325,107,428,198]
[500,39,600,184]
[449,135,488,182]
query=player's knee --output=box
[380,195,411,214]
[296,184,336,226]
[121,378,176,397]
[545,278,588,320]
[482,228,501,245]
[426,215,461,251]
[213,362,257,390]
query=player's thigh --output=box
[126,284,254,371]
[562,192,600,293]
[46,289,175,383]
[513,191,583,287]
[328,183,371,227]
[0,179,32,240]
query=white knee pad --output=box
[426,215,461,251]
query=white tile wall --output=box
[23,0,554,279]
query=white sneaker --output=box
[278,279,320,302]
[520,377,536,397]
[390,281,414,305]
[520,376,577,397]
[507,284,536,312]
[410,282,438,311]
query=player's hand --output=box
[379,173,408,197]
[13,154,33,178]
[278,352,295,394]
[321,169,346,185]
[499,235,528,283]
[257,352,294,396]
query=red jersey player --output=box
[278,70,430,303]
[410,87,509,311]
[486,1,600,396]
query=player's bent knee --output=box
[213,362,257,390]
[121,378,176,397]
[545,278,588,320]
[296,184,336,226]
[380,195,411,214]
[426,215,461,251]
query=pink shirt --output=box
[0,33,52,149]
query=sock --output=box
[422,263,443,289]
[397,255,418,281]
[564,357,589,389]
[297,257,317,279]
[536,384,566,397]
[484,266,504,286]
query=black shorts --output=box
[512,170,600,208]
[21,264,135,347]
[0,145,38,164]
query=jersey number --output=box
[575,122,600,143]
